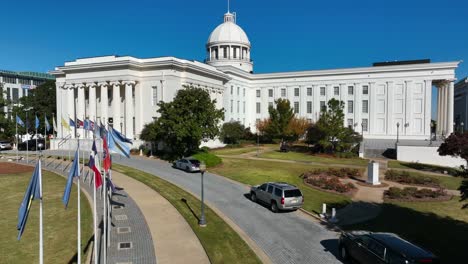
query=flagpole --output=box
[38,149,44,264]
[44,115,47,151]
[107,170,111,248]
[93,169,98,264]
[16,115,18,162]
[77,135,81,264]
[103,169,107,264]
[35,114,38,158]
[26,111,29,164]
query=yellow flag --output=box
[62,117,71,132]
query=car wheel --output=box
[251,193,257,203]
[339,246,348,260]
[271,201,278,213]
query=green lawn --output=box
[112,164,261,264]
[343,198,468,263]
[388,160,463,176]
[211,146,262,156]
[209,157,351,213]
[259,150,369,166]
[386,170,463,190]
[0,170,93,263]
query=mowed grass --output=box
[343,198,468,263]
[209,157,351,213]
[259,150,368,166]
[0,170,93,263]
[112,164,261,264]
[388,160,463,176]
[211,146,261,156]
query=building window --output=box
[347,101,354,113]
[256,89,261,98]
[281,88,286,97]
[243,101,245,113]
[362,85,369,95]
[3,76,16,84]
[268,89,273,97]
[347,119,354,128]
[320,101,326,111]
[237,87,240,95]
[334,86,340,95]
[307,118,312,123]
[307,87,312,96]
[294,88,300,96]
[294,102,299,113]
[307,101,312,114]
[256,102,261,114]
[152,86,158,106]
[6,88,11,101]
[348,86,354,95]
[233,47,237,58]
[362,118,368,132]
[362,100,369,113]
[19,78,30,85]
[230,100,233,113]
[256,118,260,124]
[12,88,19,103]
[230,86,233,95]
[320,87,326,96]
[223,47,228,58]
[237,101,240,113]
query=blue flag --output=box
[45,115,50,131]
[35,115,39,129]
[108,128,131,158]
[16,115,25,127]
[110,126,132,144]
[17,160,41,240]
[94,120,100,138]
[62,149,80,208]
[99,122,108,139]
[69,118,76,127]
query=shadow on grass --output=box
[181,198,200,222]
[67,235,94,264]
[340,202,468,263]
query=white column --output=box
[100,83,109,125]
[77,84,85,138]
[55,82,63,138]
[441,85,447,134]
[67,85,75,138]
[124,81,134,139]
[134,82,143,138]
[447,81,454,135]
[112,82,121,130]
[437,86,441,134]
[89,83,97,122]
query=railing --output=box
[205,57,253,63]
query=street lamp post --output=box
[462,122,465,133]
[199,162,207,227]
[396,122,400,144]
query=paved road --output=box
[113,156,343,264]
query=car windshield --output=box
[189,159,200,165]
[284,189,302,198]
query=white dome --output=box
[207,13,250,46]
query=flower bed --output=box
[304,175,356,194]
[385,170,441,188]
[303,168,361,179]
[384,187,451,202]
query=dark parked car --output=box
[339,231,440,264]
[279,141,290,152]
[18,139,47,151]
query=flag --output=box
[83,119,90,130]
[88,141,103,189]
[53,117,57,132]
[61,117,70,132]
[45,115,50,132]
[89,120,95,131]
[69,118,76,128]
[108,127,131,158]
[99,122,108,139]
[17,160,41,240]
[35,115,39,129]
[62,149,80,208]
[93,120,100,138]
[110,126,132,144]
[77,119,84,128]
[103,137,111,172]
[106,177,116,193]
[16,115,25,127]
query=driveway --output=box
[113,156,343,264]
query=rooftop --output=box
[0,69,55,80]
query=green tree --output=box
[306,98,361,153]
[220,121,245,144]
[266,98,294,141]
[140,86,224,159]
[438,132,468,209]
[0,89,14,139]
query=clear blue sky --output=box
[1,0,467,116]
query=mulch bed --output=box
[384,195,453,203]
[303,180,357,197]
[0,162,34,174]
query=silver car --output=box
[173,158,201,172]
[0,141,12,150]
[250,182,304,212]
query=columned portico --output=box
[100,82,109,125]
[112,82,121,130]
[89,82,97,122]
[124,81,135,139]
[436,80,455,136]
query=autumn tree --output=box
[438,132,468,208]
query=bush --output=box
[303,168,361,179]
[192,152,222,168]
[385,170,440,187]
[385,187,447,200]
[335,152,358,159]
[305,175,356,193]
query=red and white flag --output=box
[88,140,103,189]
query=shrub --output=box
[303,168,360,179]
[385,170,440,187]
[192,152,222,167]
[335,152,358,159]
[385,187,447,200]
[305,175,356,193]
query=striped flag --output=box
[88,141,103,189]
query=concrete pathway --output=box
[111,171,210,264]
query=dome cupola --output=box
[206,12,253,73]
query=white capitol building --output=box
[51,10,460,153]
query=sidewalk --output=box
[111,171,210,264]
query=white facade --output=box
[50,10,461,145]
